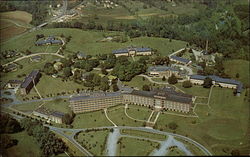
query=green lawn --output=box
[35,75,85,97]
[11,101,42,112]
[43,98,71,114]
[223,59,250,86]
[107,105,144,127]
[117,137,159,156]
[1,28,187,58]
[76,129,110,156]
[155,87,249,155]
[126,104,152,121]
[0,55,58,82]
[6,131,41,157]
[72,110,112,128]
[121,129,167,141]
[175,83,210,97]
[123,75,165,90]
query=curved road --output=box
[46,125,212,156]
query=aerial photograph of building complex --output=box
[0,0,249,156]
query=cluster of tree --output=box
[36,34,45,41]
[182,80,192,88]
[168,74,178,84]
[83,73,110,91]
[0,134,18,156]
[74,59,100,72]
[112,58,147,81]
[0,114,22,134]
[62,111,75,125]
[152,56,170,65]
[20,118,67,157]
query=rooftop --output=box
[8,80,23,84]
[190,74,243,93]
[70,91,122,101]
[130,87,193,104]
[20,70,40,88]
[170,55,191,64]
[148,66,179,72]
[112,47,151,54]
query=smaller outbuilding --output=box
[30,55,42,62]
[6,80,23,89]
[77,52,87,60]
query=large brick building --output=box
[20,70,41,95]
[69,88,194,114]
[69,92,124,113]
[112,47,152,57]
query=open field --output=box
[0,11,32,42]
[155,87,249,155]
[76,129,110,156]
[107,105,144,127]
[121,129,167,141]
[11,101,42,112]
[35,75,85,98]
[175,83,210,97]
[223,59,250,86]
[43,98,70,114]
[1,28,187,60]
[126,104,152,121]
[0,55,58,82]
[5,131,41,157]
[72,110,112,128]
[117,137,159,156]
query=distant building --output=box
[170,55,192,65]
[35,36,63,46]
[6,50,19,58]
[147,66,179,78]
[189,75,243,96]
[33,107,65,124]
[112,47,152,57]
[69,88,194,114]
[4,63,18,72]
[30,55,42,62]
[20,70,41,95]
[6,80,23,89]
[77,52,87,60]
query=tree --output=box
[112,84,119,92]
[168,74,178,84]
[231,149,240,156]
[236,73,239,78]
[182,80,192,88]
[100,77,109,91]
[63,67,72,77]
[142,85,150,91]
[101,68,108,75]
[168,122,178,130]
[162,76,166,81]
[203,77,213,88]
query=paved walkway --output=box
[106,128,120,156]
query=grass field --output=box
[11,101,42,112]
[223,59,250,86]
[121,129,167,141]
[175,83,210,97]
[5,131,41,157]
[117,137,159,156]
[35,75,85,98]
[155,87,249,155]
[72,110,112,128]
[107,105,144,127]
[1,28,187,58]
[43,98,71,114]
[126,104,152,121]
[76,129,110,156]
[0,55,58,82]
[0,11,32,42]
